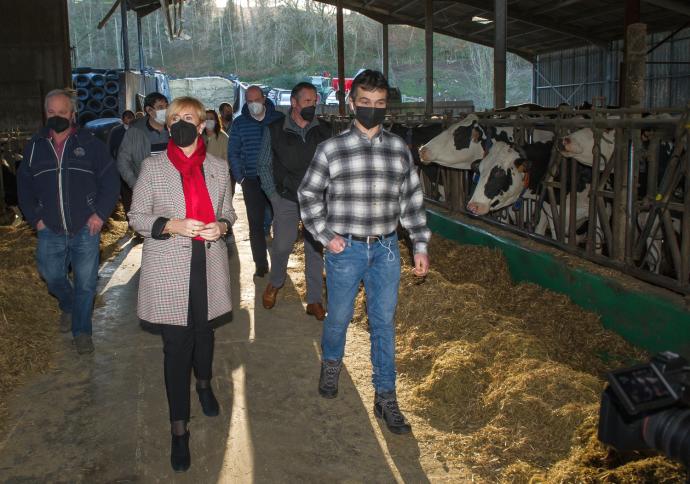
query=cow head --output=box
[558,128,615,168]
[418,114,487,169]
[467,142,530,216]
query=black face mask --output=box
[46,116,71,133]
[354,106,386,130]
[300,106,316,122]
[170,120,199,148]
[223,114,233,122]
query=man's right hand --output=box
[36,220,46,231]
[327,234,346,254]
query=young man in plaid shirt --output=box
[298,70,430,434]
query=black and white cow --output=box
[418,114,488,169]
[466,141,553,216]
[418,113,554,169]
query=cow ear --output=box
[514,158,531,172]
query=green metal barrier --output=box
[427,209,690,356]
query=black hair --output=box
[122,110,135,119]
[291,82,317,100]
[219,102,232,113]
[205,109,222,137]
[350,69,390,101]
[143,92,168,110]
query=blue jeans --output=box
[36,225,100,337]
[322,233,400,393]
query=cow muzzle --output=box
[467,201,489,216]
[418,145,431,164]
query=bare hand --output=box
[198,221,224,242]
[168,218,205,238]
[327,234,346,254]
[87,214,104,235]
[36,220,46,231]
[413,253,430,277]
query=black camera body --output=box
[598,351,690,465]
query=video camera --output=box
[598,351,690,466]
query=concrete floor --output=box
[0,192,452,483]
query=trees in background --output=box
[68,0,532,107]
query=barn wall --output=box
[534,28,690,108]
[0,0,72,131]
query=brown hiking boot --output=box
[306,303,326,321]
[262,283,280,309]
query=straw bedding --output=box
[0,206,128,432]
[286,233,685,482]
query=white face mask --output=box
[205,119,216,130]
[248,102,264,117]
[154,108,167,125]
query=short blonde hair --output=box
[165,96,206,126]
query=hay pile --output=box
[348,237,685,482]
[0,223,59,431]
[0,208,129,432]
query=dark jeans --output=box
[241,177,269,268]
[36,225,100,337]
[120,178,133,216]
[160,240,214,422]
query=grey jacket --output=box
[117,116,162,188]
[128,151,237,326]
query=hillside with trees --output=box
[68,0,532,110]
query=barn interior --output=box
[1,0,690,482]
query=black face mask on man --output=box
[300,106,316,123]
[170,120,199,148]
[353,106,386,130]
[46,116,71,134]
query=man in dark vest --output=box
[256,82,331,320]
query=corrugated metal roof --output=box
[313,0,690,60]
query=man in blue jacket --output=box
[17,89,120,354]
[228,85,284,276]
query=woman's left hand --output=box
[198,221,225,241]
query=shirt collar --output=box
[348,121,384,143]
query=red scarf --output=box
[166,137,216,240]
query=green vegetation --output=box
[68,0,532,110]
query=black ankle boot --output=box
[196,385,220,417]
[170,430,191,472]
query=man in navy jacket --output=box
[228,85,284,276]
[17,89,120,354]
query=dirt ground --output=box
[0,192,464,483]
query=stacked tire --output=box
[72,68,120,125]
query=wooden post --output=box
[623,23,646,108]
[336,0,346,116]
[494,0,507,109]
[120,0,130,71]
[137,14,145,72]
[382,23,389,81]
[424,0,433,115]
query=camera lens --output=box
[643,408,690,465]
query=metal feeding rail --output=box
[329,106,690,296]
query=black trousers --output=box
[241,177,269,268]
[160,239,214,422]
[120,178,133,216]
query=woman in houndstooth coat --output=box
[128,96,236,473]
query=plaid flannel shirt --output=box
[298,124,430,254]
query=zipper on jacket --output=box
[48,137,69,232]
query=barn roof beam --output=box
[449,0,609,49]
[643,0,690,18]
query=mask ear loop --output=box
[378,237,395,262]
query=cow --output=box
[466,141,552,216]
[557,127,615,169]
[419,113,554,169]
[466,140,607,250]
[418,114,488,169]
